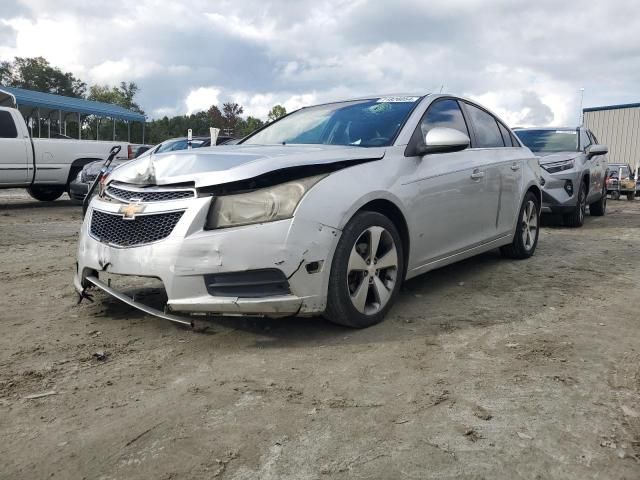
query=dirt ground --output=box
[0,189,638,480]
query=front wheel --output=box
[611,190,621,200]
[563,181,587,228]
[627,192,635,201]
[325,211,404,328]
[27,186,65,202]
[500,192,540,259]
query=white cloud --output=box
[185,87,221,115]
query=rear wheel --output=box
[563,181,587,228]
[627,192,635,201]
[590,185,607,216]
[611,190,621,200]
[500,191,540,259]
[325,211,404,328]
[27,186,65,202]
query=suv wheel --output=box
[500,191,540,259]
[325,211,404,328]
[564,181,587,227]
[27,186,65,202]
[590,185,607,216]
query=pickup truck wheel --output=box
[589,186,607,216]
[611,190,621,200]
[563,181,587,228]
[627,192,635,201]
[324,211,404,328]
[500,191,539,259]
[27,186,65,202]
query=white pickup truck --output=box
[0,106,131,201]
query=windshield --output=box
[243,97,421,147]
[515,129,579,154]
[156,139,207,153]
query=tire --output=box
[627,192,635,201]
[500,191,540,260]
[563,181,587,228]
[590,185,607,216]
[324,211,404,328]
[27,186,65,202]
[611,190,621,200]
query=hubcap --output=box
[521,200,538,251]
[347,226,398,315]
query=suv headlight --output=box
[205,174,326,229]
[541,159,574,173]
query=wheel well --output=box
[358,199,410,279]
[582,173,590,194]
[527,185,542,205]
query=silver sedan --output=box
[75,94,542,328]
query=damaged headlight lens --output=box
[205,175,326,229]
[541,159,575,174]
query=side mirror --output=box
[415,127,470,155]
[587,144,608,159]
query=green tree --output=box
[238,116,265,137]
[267,104,287,123]
[207,105,225,129]
[222,102,244,135]
[0,56,86,97]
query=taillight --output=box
[128,144,134,159]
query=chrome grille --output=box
[106,185,195,203]
[90,209,184,247]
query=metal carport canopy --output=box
[0,85,146,122]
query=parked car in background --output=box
[69,135,236,201]
[606,163,638,200]
[76,94,542,328]
[514,127,608,227]
[0,106,133,201]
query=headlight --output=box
[205,175,326,229]
[541,159,574,173]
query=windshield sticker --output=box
[555,130,577,134]
[377,96,420,103]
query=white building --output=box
[583,103,640,170]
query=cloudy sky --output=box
[1,0,639,125]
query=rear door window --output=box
[0,111,18,138]
[464,103,505,148]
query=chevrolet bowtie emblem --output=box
[119,200,145,220]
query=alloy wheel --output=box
[521,200,538,251]
[578,187,586,223]
[347,226,398,315]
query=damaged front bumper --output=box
[75,195,341,321]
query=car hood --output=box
[109,144,386,187]
[536,151,581,164]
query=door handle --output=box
[511,163,521,171]
[470,170,485,180]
